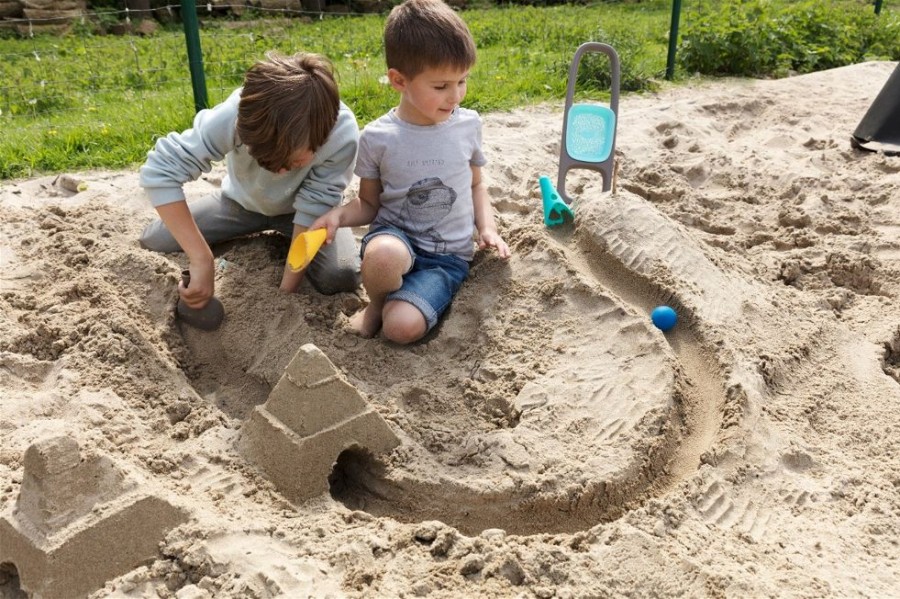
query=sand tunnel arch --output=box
[0,562,26,599]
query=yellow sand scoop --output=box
[287,228,327,272]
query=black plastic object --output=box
[851,63,900,156]
[176,269,224,331]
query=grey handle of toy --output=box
[181,270,191,288]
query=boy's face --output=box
[277,147,315,174]
[390,65,470,126]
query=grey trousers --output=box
[139,191,360,295]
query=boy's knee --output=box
[138,234,160,251]
[312,266,360,295]
[361,236,412,283]
[138,222,179,253]
[364,235,409,262]
[381,303,427,344]
[382,320,425,345]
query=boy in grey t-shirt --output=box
[312,0,510,345]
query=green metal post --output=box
[874,0,883,15]
[665,0,683,81]
[181,0,208,112]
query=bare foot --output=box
[349,306,382,338]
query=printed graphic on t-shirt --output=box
[400,177,456,253]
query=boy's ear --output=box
[387,68,407,92]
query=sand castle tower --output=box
[0,435,187,598]
[241,343,400,503]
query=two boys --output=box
[140,0,509,343]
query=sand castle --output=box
[1,344,401,596]
[240,343,401,503]
[0,436,188,599]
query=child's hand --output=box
[310,209,342,244]
[180,258,216,308]
[478,230,511,259]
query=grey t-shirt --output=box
[355,107,486,261]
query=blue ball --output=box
[651,305,677,331]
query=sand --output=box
[1,61,898,598]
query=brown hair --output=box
[384,0,477,79]
[237,51,340,172]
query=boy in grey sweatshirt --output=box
[139,51,360,311]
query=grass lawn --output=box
[0,0,895,178]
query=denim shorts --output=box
[361,226,469,332]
